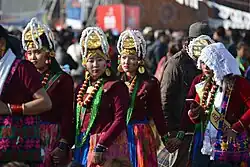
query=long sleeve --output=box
[180,74,203,131]
[160,58,180,126]
[232,77,250,132]
[19,60,43,94]
[59,75,75,146]
[148,78,168,137]
[98,82,129,148]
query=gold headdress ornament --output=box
[117,30,147,74]
[22,17,55,55]
[187,35,215,61]
[117,30,146,59]
[79,27,109,64]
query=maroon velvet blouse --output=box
[40,72,75,146]
[76,79,130,148]
[130,76,168,137]
[1,59,42,104]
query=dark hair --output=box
[168,42,182,55]
[157,31,166,39]
[231,29,241,43]
[49,57,62,73]
[237,40,250,50]
[0,25,21,56]
[216,26,226,38]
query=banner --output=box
[125,5,140,29]
[96,4,125,33]
[96,4,140,33]
[207,1,250,30]
[65,0,84,30]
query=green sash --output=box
[44,72,63,91]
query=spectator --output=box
[236,40,250,75]
[55,28,78,71]
[146,30,168,74]
[228,29,241,58]
[155,41,182,82]
[159,22,212,167]
[213,26,229,47]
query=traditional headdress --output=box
[79,27,109,64]
[198,43,241,86]
[187,35,214,62]
[79,27,111,76]
[116,30,146,73]
[22,17,55,54]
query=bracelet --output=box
[188,110,200,119]
[10,104,23,115]
[176,131,185,140]
[94,144,108,152]
[161,134,169,143]
[58,142,70,151]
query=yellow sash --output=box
[195,81,231,130]
[210,107,231,130]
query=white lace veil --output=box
[197,42,241,86]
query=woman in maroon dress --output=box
[22,18,75,167]
[116,29,169,167]
[73,27,130,167]
[0,24,52,164]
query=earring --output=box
[138,60,145,74]
[45,58,51,64]
[117,64,124,72]
[49,52,55,57]
[138,66,145,74]
[105,68,111,76]
[85,70,89,79]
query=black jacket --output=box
[160,50,200,131]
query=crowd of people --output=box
[1,17,250,167]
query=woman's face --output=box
[26,49,48,70]
[120,54,139,73]
[201,61,213,77]
[0,37,6,58]
[86,55,107,79]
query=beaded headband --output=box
[79,27,109,63]
[117,30,146,60]
[22,17,55,54]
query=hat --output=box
[188,22,212,38]
[187,35,214,61]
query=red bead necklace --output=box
[42,72,50,87]
[125,76,137,95]
[77,78,103,107]
[201,79,219,111]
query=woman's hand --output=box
[165,138,182,153]
[223,128,238,141]
[50,147,68,166]
[0,101,10,115]
[188,101,204,120]
[91,151,105,165]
